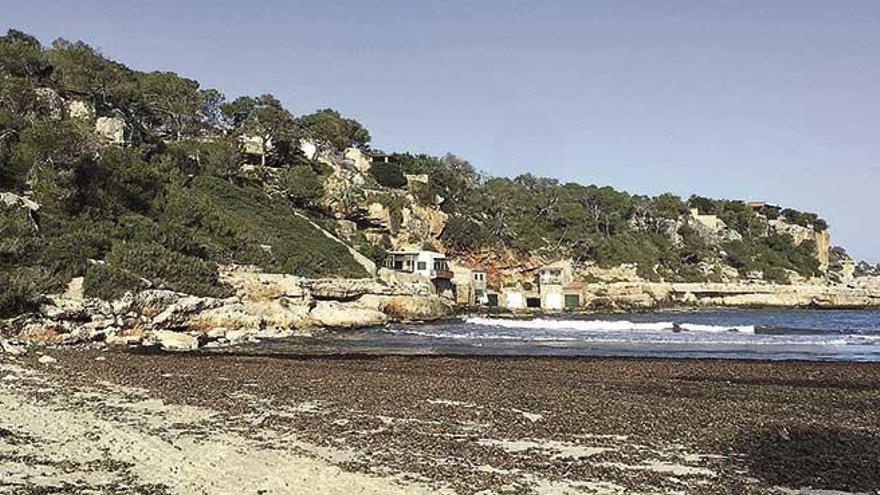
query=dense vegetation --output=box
[0,29,836,318]
[0,30,368,317]
[377,154,825,282]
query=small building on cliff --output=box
[539,261,574,310]
[385,250,454,296]
[450,263,489,306]
[744,201,782,216]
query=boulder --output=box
[0,192,40,211]
[67,100,95,120]
[152,331,199,351]
[221,271,307,301]
[343,147,372,172]
[225,329,254,343]
[64,277,85,301]
[358,294,453,321]
[299,138,319,160]
[188,300,310,333]
[377,268,435,296]
[37,355,57,365]
[152,296,222,329]
[0,340,27,356]
[309,301,388,328]
[95,116,125,145]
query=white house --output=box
[503,289,526,310]
[539,261,574,310]
[385,251,454,297]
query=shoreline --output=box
[3,350,879,494]
[3,273,880,353]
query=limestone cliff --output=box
[0,268,453,350]
[317,147,449,250]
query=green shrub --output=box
[688,195,717,215]
[105,241,231,297]
[83,263,148,300]
[284,164,324,206]
[0,206,39,265]
[781,208,827,232]
[351,233,387,264]
[162,176,368,278]
[441,216,489,252]
[0,268,49,318]
[369,161,407,188]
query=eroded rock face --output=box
[576,282,880,310]
[769,220,831,269]
[396,203,448,249]
[309,301,388,328]
[358,294,454,321]
[2,266,454,350]
[151,330,199,351]
[343,147,372,173]
[152,296,223,329]
[95,116,125,145]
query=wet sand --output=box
[2,350,880,494]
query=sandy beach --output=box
[2,350,879,494]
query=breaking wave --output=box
[465,317,756,334]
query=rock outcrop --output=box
[576,281,880,311]
[95,116,125,145]
[769,219,831,269]
[309,301,388,328]
[0,267,453,352]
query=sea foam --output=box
[465,317,755,334]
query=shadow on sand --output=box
[733,425,880,492]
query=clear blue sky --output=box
[4,0,879,262]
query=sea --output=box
[235,309,880,362]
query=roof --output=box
[745,200,781,209]
[386,250,446,257]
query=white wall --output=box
[505,291,525,309]
[544,293,563,310]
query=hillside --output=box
[0,29,860,319]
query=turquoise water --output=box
[236,309,880,362]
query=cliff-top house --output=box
[385,250,454,296]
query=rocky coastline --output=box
[2,268,880,355]
[0,267,455,353]
[573,279,880,311]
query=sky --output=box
[3,0,879,262]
